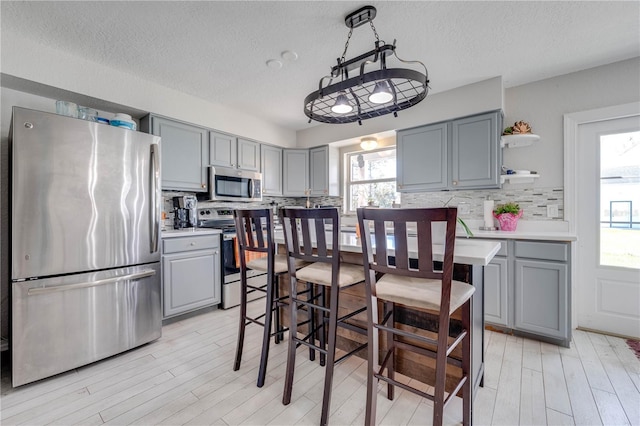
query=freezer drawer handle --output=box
[27,270,156,296]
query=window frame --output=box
[345,146,397,214]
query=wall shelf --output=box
[501,174,540,184]
[501,133,540,148]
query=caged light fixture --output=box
[304,5,429,125]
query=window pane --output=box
[599,131,640,269]
[349,182,400,210]
[350,150,396,182]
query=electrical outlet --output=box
[547,204,559,218]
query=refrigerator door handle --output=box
[150,143,160,253]
[27,269,156,296]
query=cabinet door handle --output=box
[190,242,196,246]
[214,250,219,254]
[452,181,458,186]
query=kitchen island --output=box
[274,230,500,399]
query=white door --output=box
[577,115,640,338]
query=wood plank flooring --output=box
[1,301,639,425]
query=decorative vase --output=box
[493,210,523,231]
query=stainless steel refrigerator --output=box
[10,107,162,386]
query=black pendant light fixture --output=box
[304,5,429,125]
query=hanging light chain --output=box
[369,21,380,43]
[340,27,354,64]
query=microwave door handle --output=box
[249,178,254,198]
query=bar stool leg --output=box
[365,294,379,426]
[307,282,316,362]
[462,300,472,426]
[274,273,282,344]
[320,285,340,426]
[433,311,451,426]
[386,301,395,400]
[319,286,327,367]
[257,272,275,387]
[233,273,249,372]
[282,276,299,405]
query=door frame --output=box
[563,101,640,330]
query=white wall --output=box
[503,57,640,188]
[296,77,504,148]
[0,31,296,147]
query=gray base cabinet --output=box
[481,239,571,346]
[162,234,221,318]
[141,115,208,192]
[484,256,509,326]
[515,259,568,339]
[397,110,502,192]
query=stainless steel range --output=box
[198,208,267,309]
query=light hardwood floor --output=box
[1,301,639,425]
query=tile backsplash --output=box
[161,186,564,229]
[401,187,564,221]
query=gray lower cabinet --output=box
[397,110,502,192]
[283,149,309,196]
[261,144,283,196]
[484,256,509,326]
[481,239,571,345]
[162,234,221,318]
[514,259,568,339]
[141,115,208,192]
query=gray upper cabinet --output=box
[237,138,261,171]
[142,115,208,192]
[209,131,236,168]
[309,145,340,196]
[397,123,448,191]
[261,144,283,196]
[397,110,502,192]
[209,132,260,172]
[451,111,501,189]
[283,149,309,196]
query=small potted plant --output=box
[493,202,523,231]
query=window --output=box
[347,147,399,212]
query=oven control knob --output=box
[200,211,205,216]
[206,210,211,214]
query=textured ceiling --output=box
[2,1,639,131]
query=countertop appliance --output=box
[200,166,262,202]
[198,208,267,309]
[173,195,197,229]
[9,107,162,386]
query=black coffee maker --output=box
[173,195,197,229]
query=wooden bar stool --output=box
[357,207,474,426]
[232,208,308,387]
[279,207,367,426]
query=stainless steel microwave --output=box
[204,166,262,202]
